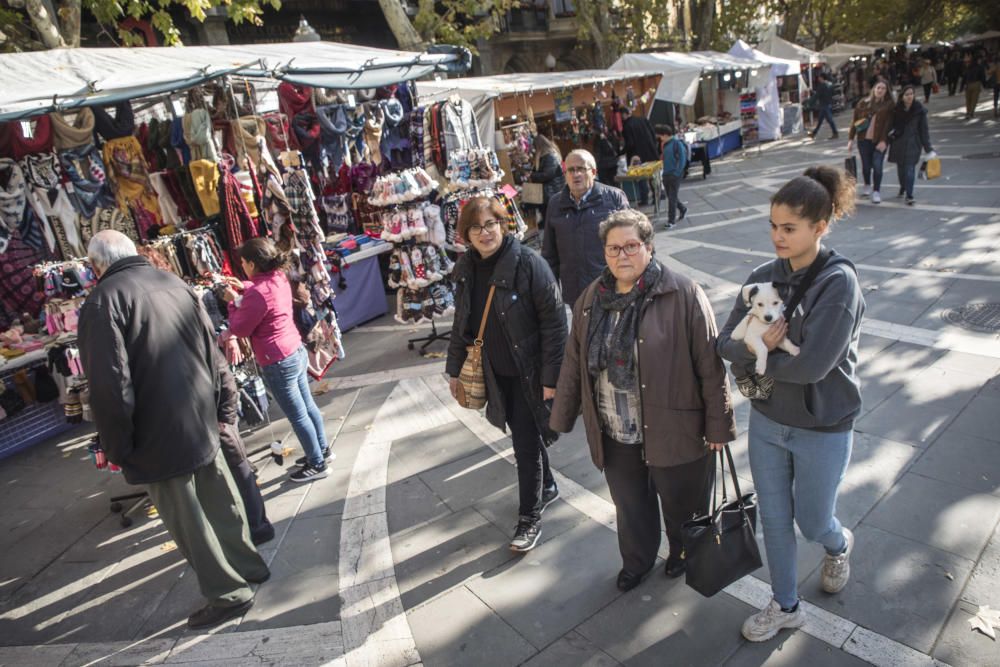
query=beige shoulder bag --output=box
[456,286,496,410]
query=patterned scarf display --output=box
[586,259,662,390]
[58,143,114,219]
[183,108,219,162]
[0,158,44,252]
[51,109,96,150]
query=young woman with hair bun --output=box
[717,165,866,643]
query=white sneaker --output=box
[821,527,854,593]
[862,185,871,197]
[741,598,805,642]
[871,190,881,204]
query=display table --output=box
[689,120,743,158]
[0,339,75,460]
[331,245,392,332]
[616,161,664,212]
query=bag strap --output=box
[474,285,497,346]
[784,249,833,320]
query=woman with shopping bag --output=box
[847,78,894,203]
[888,85,936,206]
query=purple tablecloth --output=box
[331,254,388,332]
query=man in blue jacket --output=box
[661,127,688,229]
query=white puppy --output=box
[731,282,800,375]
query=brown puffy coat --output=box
[549,261,736,469]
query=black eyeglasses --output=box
[604,242,644,257]
[468,220,501,236]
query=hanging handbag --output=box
[681,445,762,598]
[455,285,496,410]
[733,250,833,400]
[520,182,545,205]
[843,155,857,181]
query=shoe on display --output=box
[187,598,255,629]
[295,447,335,467]
[289,463,329,483]
[509,517,541,552]
[821,527,854,594]
[871,191,881,204]
[540,485,559,514]
[741,598,805,642]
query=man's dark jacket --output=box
[446,237,566,442]
[78,256,221,485]
[542,181,629,306]
[622,115,660,162]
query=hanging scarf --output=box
[183,109,219,162]
[51,109,96,150]
[81,206,139,244]
[312,87,343,108]
[189,159,221,217]
[586,259,663,390]
[316,104,351,173]
[0,231,46,322]
[0,117,54,160]
[148,118,180,170]
[92,101,135,141]
[278,82,314,121]
[409,107,426,167]
[0,158,46,252]
[58,143,114,219]
[362,105,384,166]
[263,112,291,153]
[231,116,267,170]
[170,118,191,165]
[20,152,61,191]
[292,112,322,168]
[218,163,258,275]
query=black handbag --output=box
[844,155,857,180]
[681,445,762,597]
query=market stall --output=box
[0,40,475,454]
[728,40,802,141]
[610,51,772,158]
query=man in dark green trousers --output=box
[79,230,270,630]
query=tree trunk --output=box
[690,0,713,50]
[23,0,66,49]
[779,0,810,43]
[378,0,424,50]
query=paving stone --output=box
[802,524,972,653]
[406,586,536,667]
[338,383,396,435]
[836,432,921,528]
[387,420,490,485]
[418,448,518,513]
[58,637,175,666]
[948,392,1000,443]
[0,643,78,666]
[163,621,343,664]
[724,630,871,667]
[911,431,1000,495]
[931,599,1000,667]
[265,514,339,581]
[391,507,511,610]
[521,630,620,667]
[930,351,1000,377]
[545,419,593,469]
[385,475,452,537]
[962,516,1000,607]
[555,456,613,506]
[856,366,983,446]
[466,521,624,649]
[132,565,206,640]
[575,568,748,666]
[238,573,341,631]
[865,471,1000,560]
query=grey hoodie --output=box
[717,249,865,431]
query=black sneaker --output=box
[187,598,254,629]
[509,518,541,552]
[295,447,334,467]
[289,463,329,483]
[540,485,559,514]
[906,197,915,206]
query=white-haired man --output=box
[78,230,268,630]
[542,149,630,309]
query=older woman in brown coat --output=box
[550,209,736,592]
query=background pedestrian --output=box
[888,85,936,206]
[847,77,894,203]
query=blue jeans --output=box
[896,162,916,198]
[747,409,851,609]
[260,346,328,467]
[857,139,885,191]
[812,106,838,137]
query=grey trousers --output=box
[602,434,715,575]
[146,450,268,607]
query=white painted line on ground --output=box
[338,376,459,667]
[856,201,1000,214]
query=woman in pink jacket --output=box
[220,238,330,483]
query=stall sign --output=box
[554,92,574,123]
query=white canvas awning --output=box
[820,43,876,69]
[0,42,469,121]
[728,40,800,76]
[418,70,660,149]
[756,35,825,65]
[954,30,1000,44]
[609,51,772,106]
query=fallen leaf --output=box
[160,541,177,553]
[944,572,955,581]
[969,605,1000,640]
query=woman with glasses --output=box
[550,209,735,591]
[446,196,568,553]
